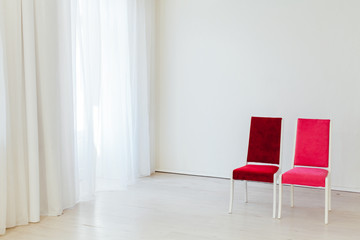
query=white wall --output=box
[155,0,360,192]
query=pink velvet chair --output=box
[229,117,282,218]
[278,118,331,224]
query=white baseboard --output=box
[155,169,360,193]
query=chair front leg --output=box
[325,177,329,224]
[229,178,234,213]
[273,173,277,218]
[278,174,283,219]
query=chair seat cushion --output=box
[282,167,328,187]
[233,165,279,183]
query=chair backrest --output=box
[247,117,282,165]
[294,118,330,168]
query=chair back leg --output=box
[329,176,332,211]
[229,178,234,213]
[290,185,294,207]
[244,181,248,203]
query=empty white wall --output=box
[156,0,360,192]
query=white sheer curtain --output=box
[0,0,77,235]
[0,0,154,235]
[75,0,154,199]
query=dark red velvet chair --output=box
[229,117,282,218]
[278,118,331,224]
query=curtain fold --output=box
[74,0,102,200]
[22,0,40,222]
[0,1,8,234]
[34,0,77,214]
[128,0,155,177]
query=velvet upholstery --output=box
[282,167,328,187]
[294,119,330,168]
[247,117,282,164]
[233,165,279,183]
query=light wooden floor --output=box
[2,172,360,240]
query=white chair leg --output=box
[290,185,294,207]
[278,175,282,219]
[244,180,248,203]
[273,174,277,218]
[329,176,332,211]
[229,179,234,213]
[325,177,329,224]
